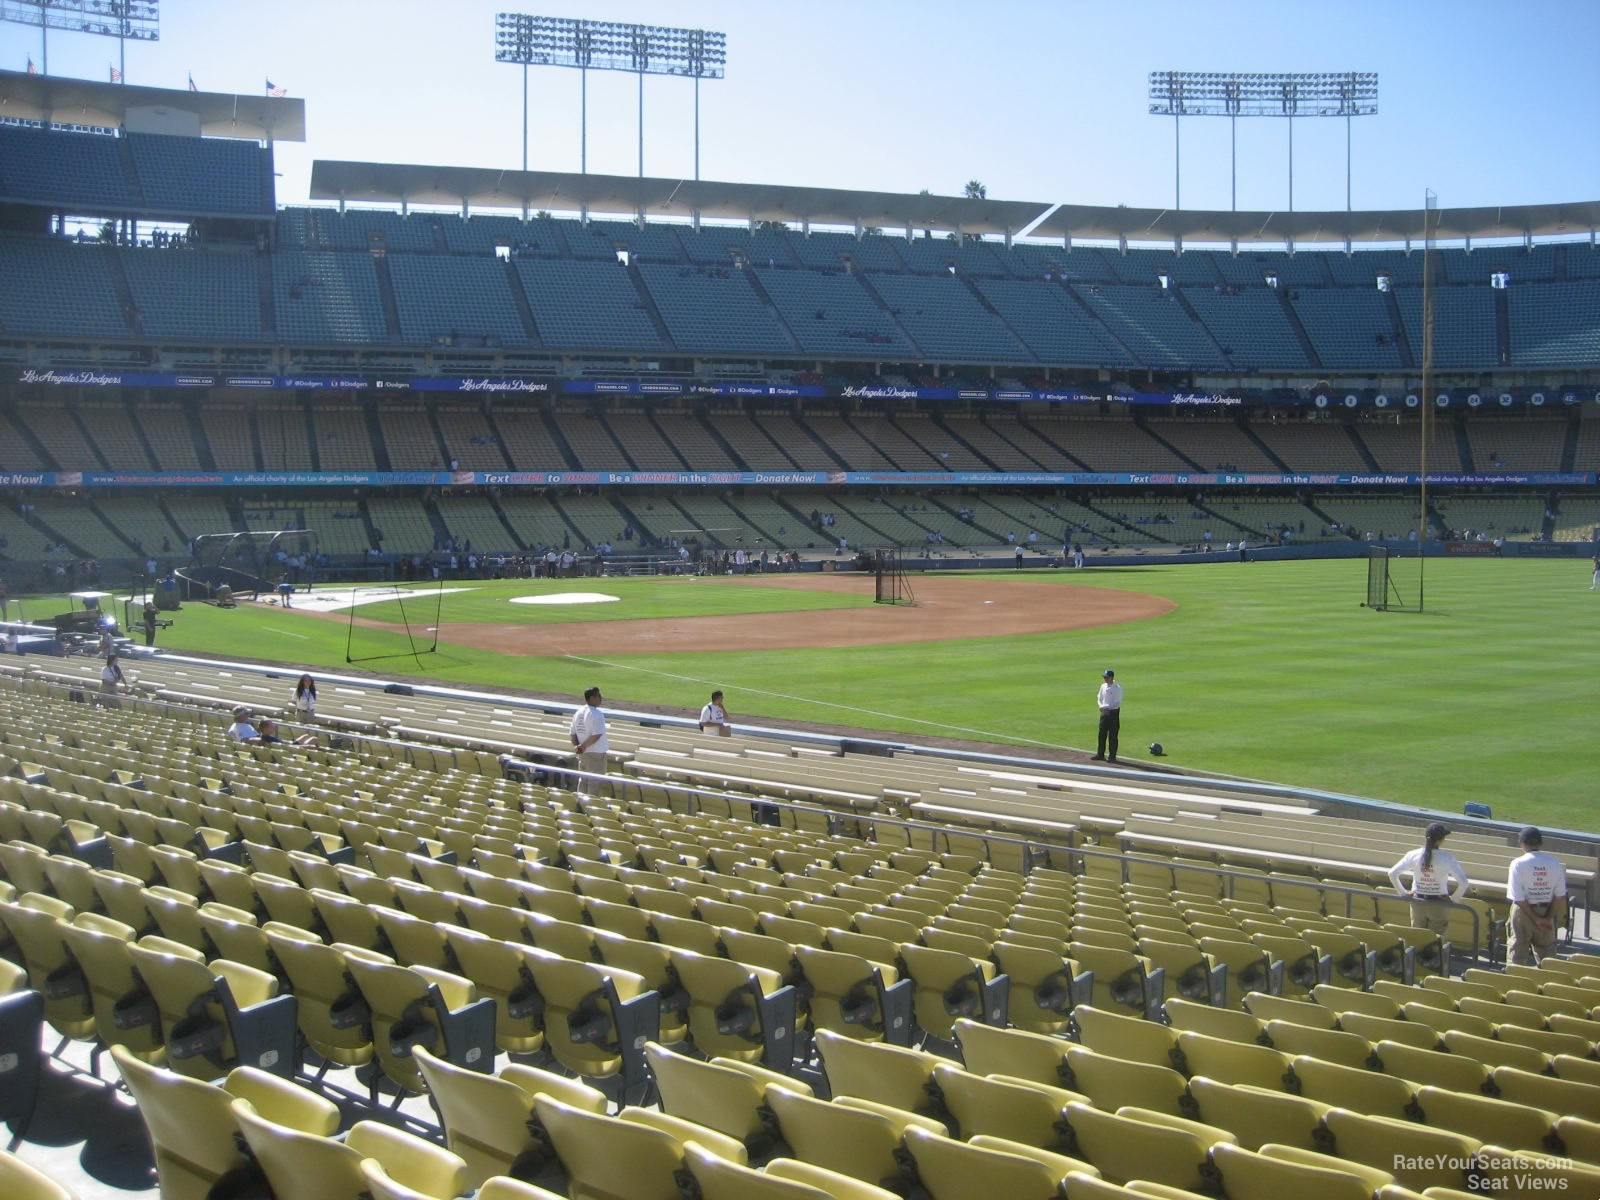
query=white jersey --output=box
[570,705,608,755]
[1507,850,1567,907]
[1387,846,1468,900]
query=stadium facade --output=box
[1,71,1597,584]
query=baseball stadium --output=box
[0,4,1599,1198]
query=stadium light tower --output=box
[495,13,726,180]
[1148,70,1377,212]
[0,0,160,83]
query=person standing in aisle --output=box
[570,687,610,786]
[1507,826,1567,965]
[698,690,731,737]
[1386,822,1469,935]
[294,674,318,719]
[1092,669,1122,762]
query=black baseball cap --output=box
[1103,669,1115,678]
[1519,826,1543,847]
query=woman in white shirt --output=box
[294,674,318,718]
[1387,822,1469,936]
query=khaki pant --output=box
[1409,899,1452,937]
[575,751,609,794]
[1509,906,1558,965]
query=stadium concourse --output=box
[4,70,1600,1200]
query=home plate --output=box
[511,593,620,606]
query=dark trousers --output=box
[1097,708,1120,760]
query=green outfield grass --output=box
[31,558,1597,830]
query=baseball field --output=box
[54,555,1598,830]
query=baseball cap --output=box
[1424,821,1450,840]
[1519,826,1543,846]
[1102,669,1115,678]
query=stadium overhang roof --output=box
[0,69,305,142]
[309,161,1051,235]
[309,160,1600,245]
[1028,200,1600,245]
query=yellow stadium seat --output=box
[1210,1141,1375,1200]
[1186,1076,1331,1152]
[904,1126,1097,1200]
[815,1028,945,1117]
[533,1095,746,1200]
[113,1043,337,1200]
[412,1045,603,1189]
[682,1140,903,1200]
[343,957,495,1097]
[128,937,298,1079]
[0,1148,78,1200]
[932,1063,1085,1148]
[233,1096,467,1200]
[1411,1084,1558,1155]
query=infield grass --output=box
[52,558,1600,831]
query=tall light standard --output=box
[1149,71,1378,212]
[495,14,726,180]
[0,0,160,81]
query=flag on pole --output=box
[265,79,286,98]
[188,73,197,92]
[110,65,122,83]
[26,55,37,75]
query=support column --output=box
[1173,112,1181,209]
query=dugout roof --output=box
[0,69,305,141]
[309,159,1600,245]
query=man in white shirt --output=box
[1092,669,1123,762]
[1507,826,1567,965]
[698,690,730,737]
[226,706,261,743]
[569,687,609,789]
[1387,822,1469,936]
[99,653,125,707]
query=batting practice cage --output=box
[873,549,915,606]
[344,580,445,665]
[183,529,318,599]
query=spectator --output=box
[99,654,126,706]
[294,674,318,718]
[227,707,260,742]
[257,718,317,747]
[698,690,731,737]
[569,688,609,787]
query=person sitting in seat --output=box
[227,707,261,743]
[257,718,318,748]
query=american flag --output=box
[188,73,197,92]
[110,65,122,83]
[265,79,286,98]
[26,55,36,75]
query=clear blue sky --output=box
[5,0,1599,219]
